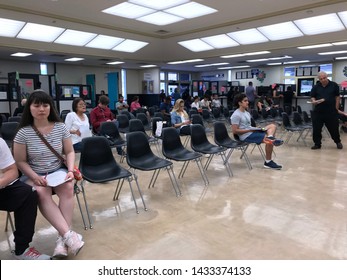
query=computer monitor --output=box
[298,78,315,96]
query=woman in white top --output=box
[191,96,201,111]
[65,98,92,152]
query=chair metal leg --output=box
[195,158,209,185]
[148,169,161,189]
[203,154,214,170]
[220,151,232,177]
[74,183,89,230]
[75,181,93,229]
[113,179,125,201]
[166,165,181,197]
[128,175,148,211]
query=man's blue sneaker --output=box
[264,160,282,170]
[265,136,284,146]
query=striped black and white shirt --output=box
[14,122,71,174]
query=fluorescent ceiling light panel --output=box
[167,59,204,64]
[338,11,347,26]
[165,2,217,19]
[227,28,268,44]
[218,65,250,69]
[106,61,124,65]
[11,52,32,57]
[246,58,269,62]
[283,60,310,64]
[0,18,25,37]
[65,58,84,62]
[267,63,282,65]
[220,54,245,58]
[201,34,239,48]
[332,41,347,45]
[298,43,333,49]
[129,0,189,10]
[141,65,157,68]
[294,13,345,35]
[112,39,148,52]
[55,29,97,46]
[86,35,124,49]
[178,39,214,52]
[318,50,347,55]
[17,23,65,42]
[257,21,303,40]
[137,11,183,25]
[195,62,229,68]
[102,3,155,19]
[335,56,347,60]
[221,51,270,58]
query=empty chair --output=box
[120,110,135,120]
[162,127,208,185]
[190,124,231,176]
[116,114,130,134]
[126,131,181,197]
[129,119,160,154]
[281,112,307,144]
[99,121,126,160]
[214,121,252,171]
[60,109,70,119]
[212,107,224,121]
[136,112,151,132]
[1,122,19,148]
[76,136,147,229]
[154,112,164,119]
[191,114,212,134]
[201,109,214,126]
[8,116,21,123]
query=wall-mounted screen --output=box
[298,78,315,96]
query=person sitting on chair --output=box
[0,137,51,260]
[230,93,284,170]
[171,99,191,135]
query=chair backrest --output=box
[213,121,230,146]
[8,116,21,123]
[117,114,129,129]
[261,108,269,119]
[162,127,184,154]
[281,112,292,127]
[126,131,153,161]
[251,109,259,120]
[302,111,310,123]
[293,111,303,125]
[60,110,70,119]
[223,107,230,118]
[191,114,204,126]
[136,112,149,126]
[80,136,115,168]
[154,112,164,119]
[190,124,209,147]
[129,119,145,133]
[201,109,211,120]
[148,106,156,117]
[120,110,135,120]
[297,105,302,114]
[99,121,122,139]
[0,122,19,145]
[212,107,221,118]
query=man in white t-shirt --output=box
[0,138,51,260]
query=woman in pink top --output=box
[130,96,141,112]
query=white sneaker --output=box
[14,247,51,260]
[52,236,68,258]
[63,230,84,256]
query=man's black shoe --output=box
[337,142,343,149]
[311,145,321,150]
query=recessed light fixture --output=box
[318,50,347,55]
[167,59,204,64]
[178,39,214,52]
[298,43,332,49]
[257,21,303,41]
[64,57,85,62]
[17,23,65,42]
[335,56,347,60]
[218,65,250,69]
[141,64,157,68]
[112,39,149,53]
[221,51,270,58]
[227,28,268,45]
[0,18,25,37]
[283,60,310,64]
[11,52,32,57]
[106,61,125,65]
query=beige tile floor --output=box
[1,127,347,260]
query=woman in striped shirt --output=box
[13,90,84,258]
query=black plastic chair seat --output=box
[164,148,201,161]
[193,142,226,154]
[127,153,172,171]
[82,161,131,183]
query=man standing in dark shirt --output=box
[310,71,342,150]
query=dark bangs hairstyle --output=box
[19,90,61,128]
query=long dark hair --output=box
[19,90,61,128]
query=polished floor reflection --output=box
[1,129,347,260]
